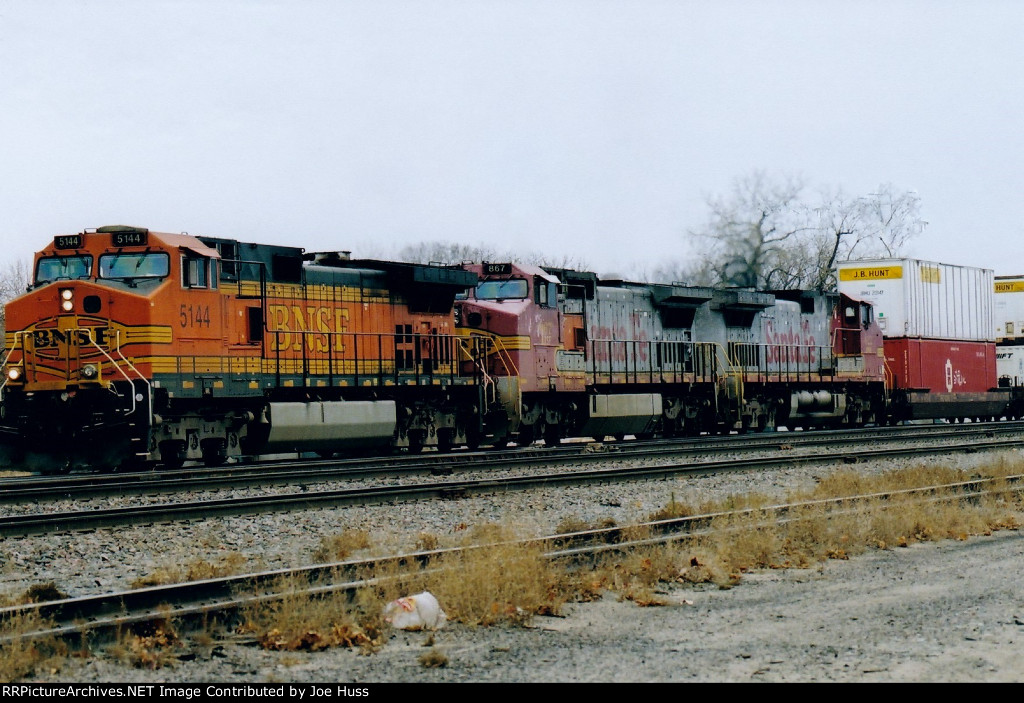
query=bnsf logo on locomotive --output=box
[28,325,111,358]
[267,304,351,352]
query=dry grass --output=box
[597,461,1024,593]
[0,611,68,682]
[0,582,69,608]
[313,529,372,562]
[418,648,449,667]
[422,524,568,626]
[236,574,386,652]
[0,583,75,682]
[131,552,248,588]
[416,533,440,551]
[555,515,592,534]
[647,492,696,522]
[239,461,1024,653]
[238,523,572,652]
[107,612,184,670]
[7,458,1022,674]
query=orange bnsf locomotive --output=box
[0,226,487,471]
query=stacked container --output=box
[836,258,996,398]
[994,275,1024,385]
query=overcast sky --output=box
[3,0,1023,278]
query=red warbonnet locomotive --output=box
[0,225,1011,472]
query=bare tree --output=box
[689,171,813,289]
[519,250,590,271]
[395,241,504,266]
[811,183,927,291]
[687,172,925,291]
[859,183,927,257]
[395,240,590,271]
[650,257,717,287]
[0,259,31,347]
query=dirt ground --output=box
[42,525,1024,683]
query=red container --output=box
[884,338,997,393]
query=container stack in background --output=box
[836,259,1006,420]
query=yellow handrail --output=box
[0,331,25,395]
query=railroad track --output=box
[5,471,1021,647]
[1,424,1021,537]
[2,421,1022,503]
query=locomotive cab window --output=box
[182,253,210,289]
[99,252,169,281]
[475,278,528,300]
[34,255,92,285]
[535,279,557,308]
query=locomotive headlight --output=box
[6,367,21,381]
[60,288,74,312]
[81,364,98,380]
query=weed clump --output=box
[418,648,449,668]
[22,583,69,604]
[131,552,248,589]
[109,615,182,670]
[237,575,385,653]
[0,612,67,682]
[424,524,568,626]
[313,530,372,562]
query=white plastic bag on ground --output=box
[384,591,448,631]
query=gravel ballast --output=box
[3,447,1023,683]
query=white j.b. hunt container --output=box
[994,275,1024,385]
[994,275,1024,342]
[836,258,994,342]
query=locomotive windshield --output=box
[99,252,170,280]
[34,255,92,285]
[475,279,528,300]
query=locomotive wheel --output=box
[437,429,454,453]
[26,452,70,475]
[544,425,562,447]
[201,438,227,467]
[407,430,426,454]
[159,440,188,469]
[516,425,535,447]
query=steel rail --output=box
[1,435,1021,538]
[3,422,1021,503]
